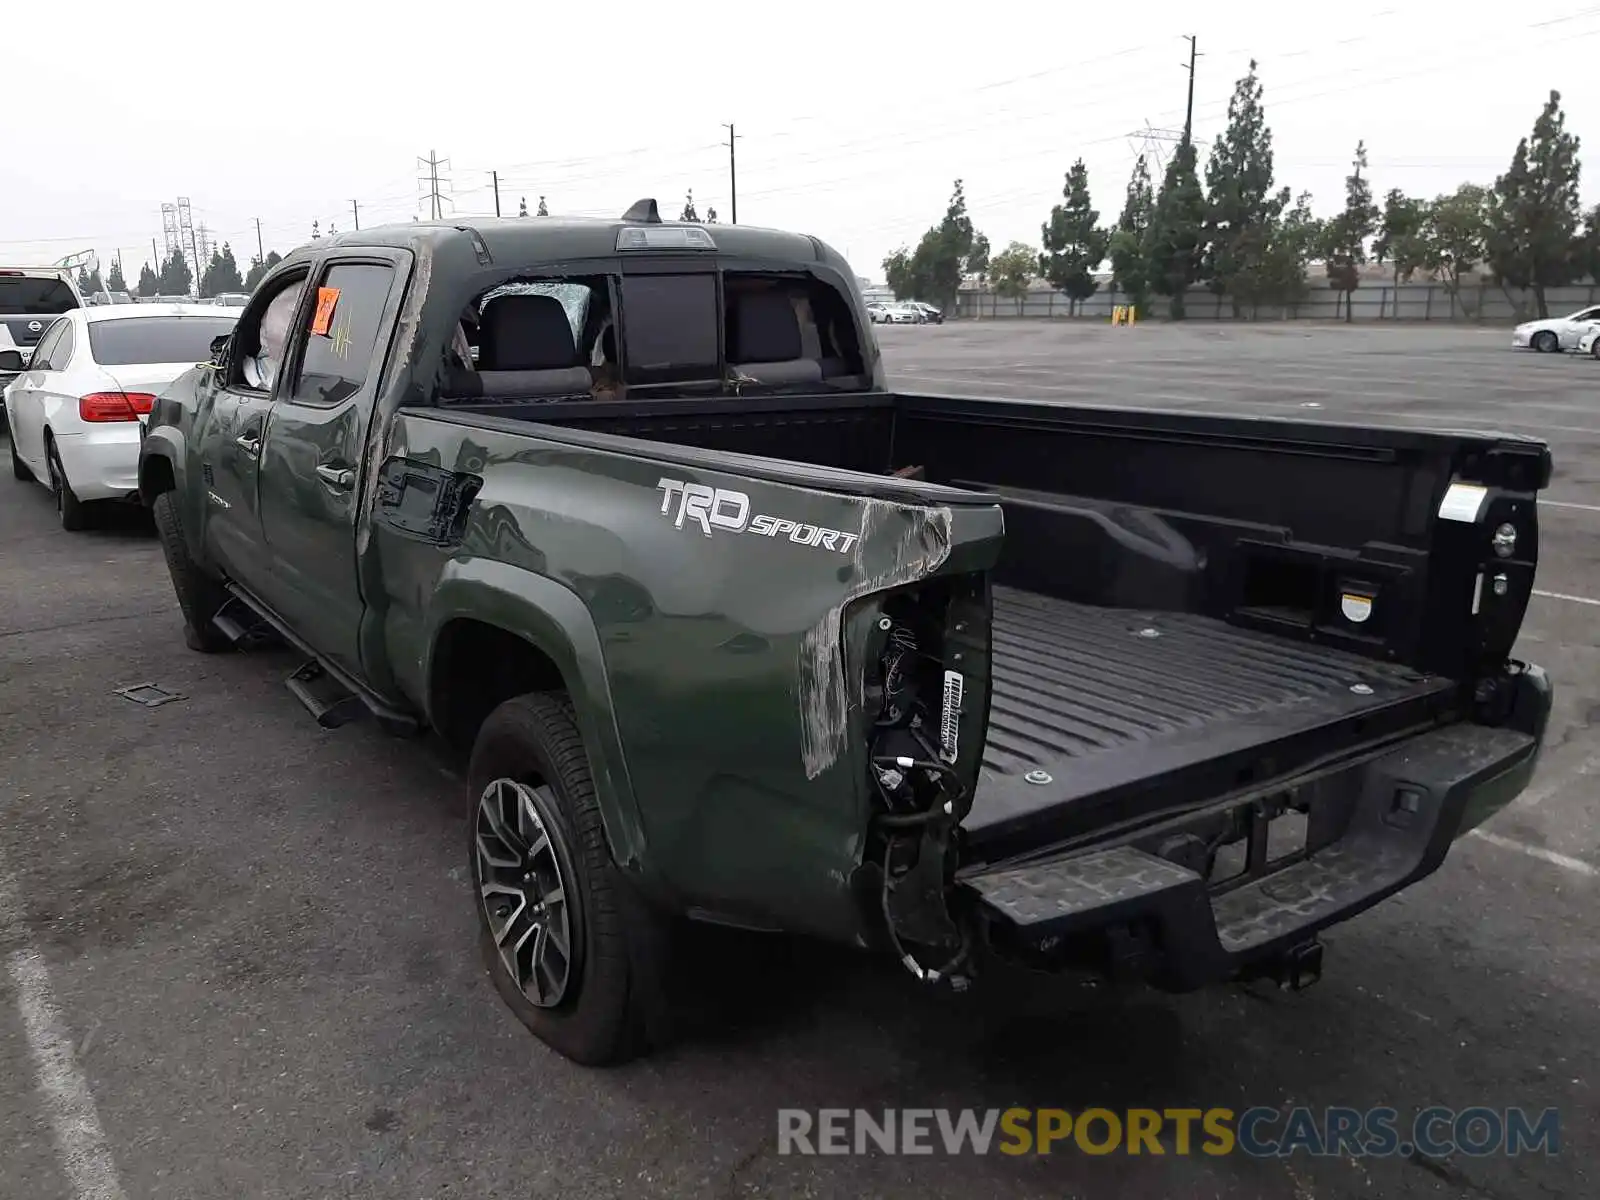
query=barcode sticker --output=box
[940,670,965,763]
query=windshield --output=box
[0,277,78,315]
[87,315,238,366]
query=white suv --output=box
[0,268,84,358]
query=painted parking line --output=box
[1468,830,1599,877]
[1532,588,1600,607]
[1541,499,1600,514]
[0,857,126,1200]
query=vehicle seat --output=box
[727,290,823,386]
[475,294,592,397]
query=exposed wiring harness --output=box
[870,754,973,984]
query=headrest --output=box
[728,290,802,363]
[479,294,578,371]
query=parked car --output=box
[212,292,251,308]
[1511,304,1600,352]
[1577,325,1600,358]
[901,300,944,324]
[139,205,1551,1068]
[0,267,83,357]
[4,304,239,529]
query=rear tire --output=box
[151,490,231,652]
[467,692,672,1066]
[10,435,29,481]
[1533,330,1559,353]
[46,440,88,531]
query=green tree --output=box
[77,267,105,295]
[136,263,159,297]
[201,243,245,297]
[106,260,126,293]
[1255,190,1322,311]
[706,206,718,223]
[1486,89,1582,318]
[1039,159,1109,314]
[244,249,282,291]
[1144,141,1207,318]
[537,196,549,217]
[680,190,699,222]
[1322,139,1379,321]
[1109,155,1155,313]
[1372,189,1429,309]
[518,197,528,217]
[990,241,1037,313]
[1576,203,1600,286]
[1203,59,1280,313]
[157,251,192,297]
[886,180,988,310]
[883,247,917,300]
[1422,184,1490,315]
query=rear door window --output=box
[619,274,719,384]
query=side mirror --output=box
[0,350,25,372]
[209,333,232,362]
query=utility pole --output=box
[351,200,360,231]
[723,123,740,224]
[254,218,264,263]
[151,238,159,269]
[188,222,203,296]
[1180,35,1201,146]
[492,170,501,217]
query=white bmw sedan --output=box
[4,304,237,529]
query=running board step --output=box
[285,659,366,729]
[210,596,278,648]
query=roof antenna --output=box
[621,198,661,224]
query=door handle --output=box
[234,433,260,457]
[315,464,355,490]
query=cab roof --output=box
[280,205,838,272]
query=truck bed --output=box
[965,587,1461,861]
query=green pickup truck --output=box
[138,202,1554,1066]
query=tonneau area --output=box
[965,587,1461,861]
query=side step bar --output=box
[212,584,422,737]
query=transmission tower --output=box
[161,203,182,260]
[417,150,452,220]
[1125,120,1184,174]
[195,222,214,265]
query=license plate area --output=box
[1207,797,1311,892]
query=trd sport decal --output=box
[656,477,860,554]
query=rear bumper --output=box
[53,425,142,501]
[965,662,1552,991]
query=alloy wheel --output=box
[473,778,574,1008]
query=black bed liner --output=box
[963,587,1461,862]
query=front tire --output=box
[46,439,88,531]
[151,491,231,652]
[467,692,670,1066]
[1533,330,1559,353]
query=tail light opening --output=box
[79,391,156,422]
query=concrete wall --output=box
[952,280,1600,323]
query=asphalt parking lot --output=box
[1,321,1595,1200]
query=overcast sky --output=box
[4,1,1599,285]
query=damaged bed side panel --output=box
[373,414,1004,943]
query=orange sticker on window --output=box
[310,286,340,336]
